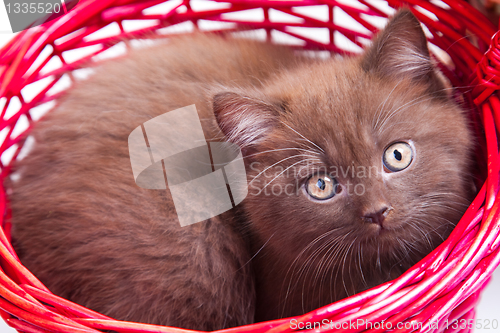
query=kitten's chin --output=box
[366,221,397,234]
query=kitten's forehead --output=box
[276,60,461,166]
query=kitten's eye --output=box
[383,142,413,172]
[306,174,339,200]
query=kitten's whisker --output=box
[413,200,469,212]
[377,95,438,133]
[291,232,347,311]
[399,237,419,253]
[379,120,426,132]
[396,237,410,258]
[419,191,471,202]
[287,139,323,156]
[285,229,340,284]
[281,122,325,154]
[295,234,340,283]
[244,147,321,159]
[295,160,325,176]
[327,232,352,301]
[281,228,341,314]
[373,81,403,130]
[307,238,345,309]
[408,218,448,246]
[260,158,321,191]
[415,211,460,225]
[358,242,366,287]
[310,236,343,284]
[287,238,340,314]
[341,239,356,297]
[376,242,381,271]
[411,216,451,246]
[249,154,318,185]
[310,235,347,300]
[236,233,276,272]
[310,237,344,306]
[334,239,348,298]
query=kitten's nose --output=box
[363,205,391,226]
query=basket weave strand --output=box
[0,0,499,332]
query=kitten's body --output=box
[9,36,295,329]
[10,11,473,329]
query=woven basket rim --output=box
[0,1,499,332]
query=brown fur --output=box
[9,10,474,329]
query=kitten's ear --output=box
[361,9,441,88]
[213,91,280,148]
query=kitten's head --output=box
[213,10,473,295]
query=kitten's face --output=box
[243,66,471,263]
[213,10,473,294]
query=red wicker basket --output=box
[0,0,499,332]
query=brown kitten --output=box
[220,11,473,320]
[9,9,473,329]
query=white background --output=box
[0,0,498,332]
